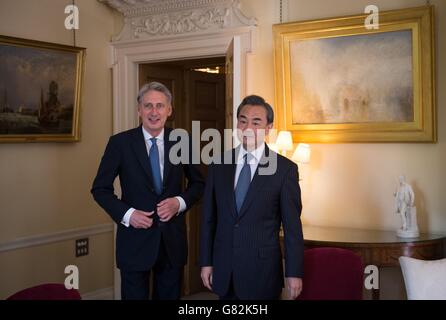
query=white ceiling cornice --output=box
[99,0,257,41]
[100,0,230,18]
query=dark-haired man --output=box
[199,95,304,300]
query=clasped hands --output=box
[129,197,180,229]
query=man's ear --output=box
[265,123,273,135]
[167,105,173,117]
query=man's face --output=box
[236,104,272,151]
[138,90,172,136]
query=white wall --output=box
[0,0,116,298]
[0,0,444,300]
[241,0,446,234]
[240,0,446,299]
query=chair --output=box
[399,256,446,300]
[6,283,82,300]
[297,247,364,300]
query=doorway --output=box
[139,57,226,295]
[111,31,254,299]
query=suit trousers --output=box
[120,235,183,300]
[219,273,282,300]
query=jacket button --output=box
[235,224,239,228]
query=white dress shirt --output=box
[234,143,265,189]
[121,127,187,227]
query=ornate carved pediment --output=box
[99,0,257,41]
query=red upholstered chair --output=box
[6,283,81,300]
[297,247,364,300]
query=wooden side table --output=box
[298,225,446,299]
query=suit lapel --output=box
[224,149,238,220]
[237,145,271,220]
[130,126,154,189]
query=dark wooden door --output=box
[138,64,183,128]
[184,70,225,295]
[138,62,225,296]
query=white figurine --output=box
[394,175,419,238]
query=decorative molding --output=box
[132,7,229,37]
[82,286,114,300]
[101,0,227,17]
[106,2,257,297]
[99,0,256,41]
[0,223,114,253]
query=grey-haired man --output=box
[92,82,204,299]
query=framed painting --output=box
[0,35,85,142]
[273,6,436,143]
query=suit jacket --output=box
[199,145,303,299]
[91,126,204,271]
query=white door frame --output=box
[109,26,256,299]
[110,27,256,135]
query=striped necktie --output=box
[235,153,252,213]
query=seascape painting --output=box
[289,30,413,125]
[0,36,84,142]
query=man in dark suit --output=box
[200,95,303,300]
[91,82,204,300]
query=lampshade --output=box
[292,143,311,164]
[268,143,279,153]
[276,131,294,151]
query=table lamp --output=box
[275,131,293,156]
[292,143,311,164]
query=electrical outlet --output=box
[75,238,89,257]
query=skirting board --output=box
[82,286,114,300]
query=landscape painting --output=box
[273,6,435,142]
[0,36,84,142]
[289,30,413,125]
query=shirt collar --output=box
[237,142,265,164]
[142,126,164,142]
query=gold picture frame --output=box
[0,35,85,142]
[273,6,436,143]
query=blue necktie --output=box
[149,137,162,195]
[235,154,252,214]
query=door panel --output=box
[184,69,225,295]
[225,36,241,132]
[138,64,183,129]
[138,61,225,297]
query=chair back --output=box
[7,283,81,300]
[297,247,363,300]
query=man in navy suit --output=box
[200,95,304,300]
[91,82,204,300]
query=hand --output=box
[285,277,302,300]
[157,198,180,222]
[201,266,213,291]
[129,210,154,229]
